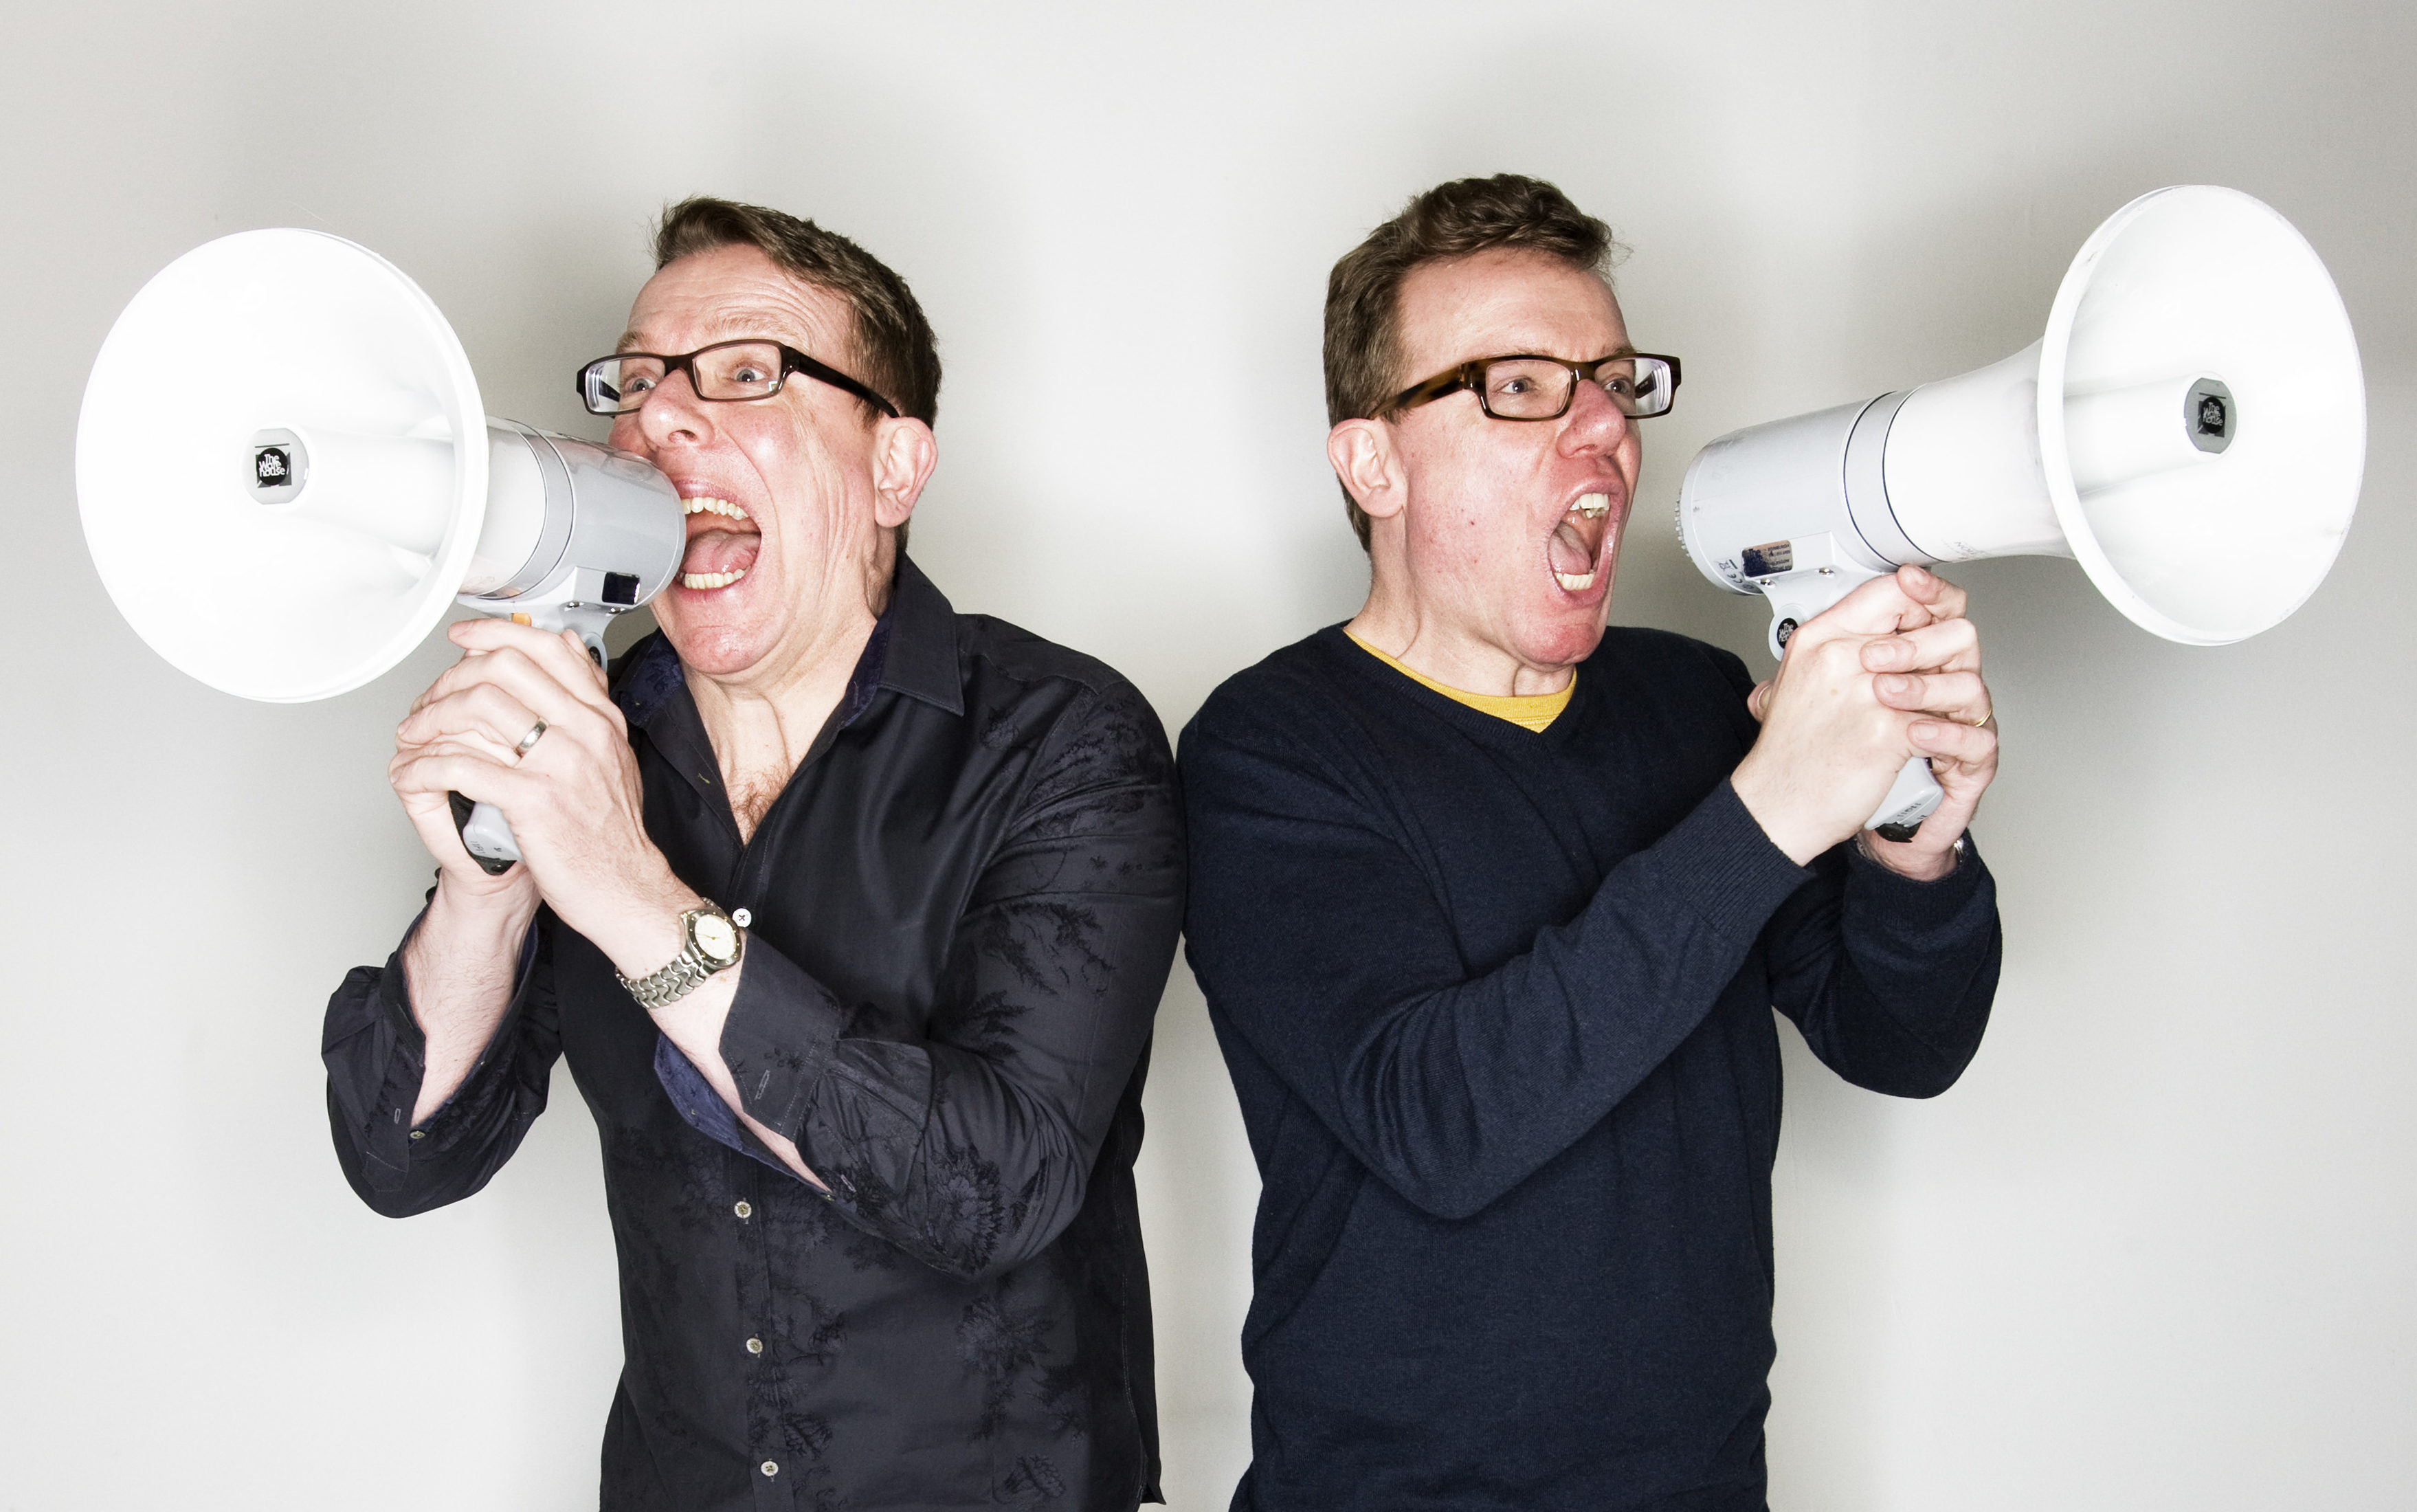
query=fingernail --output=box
[1880,673,1913,695]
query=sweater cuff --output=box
[1843,828,1993,932]
[1653,779,1817,942]
[715,938,849,1140]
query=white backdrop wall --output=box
[4,2,2412,1507]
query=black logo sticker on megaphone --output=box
[2187,378,2236,454]
[247,427,308,503]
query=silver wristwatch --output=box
[617,901,744,1010]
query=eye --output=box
[623,371,657,395]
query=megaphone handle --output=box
[447,792,523,875]
[438,605,618,874]
[1763,563,1947,842]
[1868,756,1944,843]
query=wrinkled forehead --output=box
[1392,248,1631,381]
[618,243,854,359]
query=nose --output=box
[1558,373,1632,455]
[613,366,715,456]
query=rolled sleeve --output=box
[322,916,555,1216]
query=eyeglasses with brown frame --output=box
[575,339,900,419]
[1385,352,1682,422]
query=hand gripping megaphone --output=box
[1677,185,2365,838]
[77,228,684,871]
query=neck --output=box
[684,540,896,836]
[1347,572,1575,698]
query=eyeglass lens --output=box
[583,342,787,415]
[1481,356,1674,420]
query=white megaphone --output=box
[78,227,684,872]
[1678,184,2364,838]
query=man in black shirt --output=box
[1180,176,2003,1509]
[324,198,1183,1510]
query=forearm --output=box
[1196,781,1810,1219]
[1771,835,2001,1095]
[402,877,542,1124]
[324,926,559,1216]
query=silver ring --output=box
[514,719,549,756]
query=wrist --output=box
[1728,764,1833,867]
[590,869,712,981]
[426,868,542,951]
[1855,829,1963,881]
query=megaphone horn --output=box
[1678,184,2365,837]
[77,229,687,871]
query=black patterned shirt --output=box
[323,557,1184,1511]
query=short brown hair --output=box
[1323,175,1624,551]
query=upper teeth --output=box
[1572,494,1610,518]
[684,497,749,521]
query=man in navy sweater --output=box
[1179,175,2003,1511]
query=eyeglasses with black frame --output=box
[1386,352,1682,423]
[575,339,900,419]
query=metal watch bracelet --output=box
[616,902,742,1010]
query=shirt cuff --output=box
[713,937,849,1141]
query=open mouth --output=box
[680,496,758,591]
[1546,492,1617,594]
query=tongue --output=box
[681,529,760,578]
[1548,520,1594,577]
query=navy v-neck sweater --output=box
[1179,625,2000,1512]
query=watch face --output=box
[693,913,739,964]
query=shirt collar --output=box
[612,551,964,731]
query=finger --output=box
[1906,718,1998,772]
[399,681,543,761]
[1806,572,1941,639]
[445,619,616,709]
[1891,564,1968,623]
[1871,669,1990,722]
[390,744,531,806]
[1746,680,1775,722]
[425,645,623,744]
[1861,615,1981,674]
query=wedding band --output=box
[1970,711,1994,729]
[515,719,549,756]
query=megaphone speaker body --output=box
[78,228,686,870]
[1678,184,2364,837]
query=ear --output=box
[1328,417,1404,523]
[871,416,939,528]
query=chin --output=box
[1525,619,1609,670]
[656,594,770,677]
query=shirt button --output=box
[408,1130,425,1141]
[733,1200,753,1219]
[746,1336,764,1355]
[732,907,753,928]
[760,1460,779,1478]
